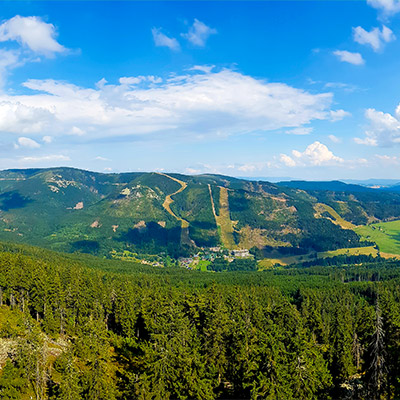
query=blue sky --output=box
[1,1,400,179]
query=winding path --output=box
[157,172,192,245]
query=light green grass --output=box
[355,220,400,255]
[319,246,378,258]
[314,203,356,229]
[258,245,379,269]
[195,260,211,271]
[209,186,236,250]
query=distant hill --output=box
[2,167,400,257]
[277,180,372,192]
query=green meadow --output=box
[355,220,400,255]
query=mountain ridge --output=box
[1,167,399,258]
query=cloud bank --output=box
[0,69,340,143]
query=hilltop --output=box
[1,167,400,260]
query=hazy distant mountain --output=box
[277,180,372,192]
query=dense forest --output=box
[1,243,400,399]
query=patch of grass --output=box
[212,187,236,250]
[258,245,381,269]
[315,203,356,229]
[319,245,378,258]
[355,220,400,255]
[196,260,211,271]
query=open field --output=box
[209,185,236,249]
[355,220,400,255]
[258,245,381,269]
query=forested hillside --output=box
[0,243,400,399]
[2,167,400,259]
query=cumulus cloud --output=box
[330,109,351,121]
[152,28,180,51]
[0,15,66,56]
[355,108,400,146]
[280,141,343,167]
[353,25,395,51]
[0,69,336,142]
[181,19,217,47]
[333,50,365,65]
[367,0,400,17]
[0,101,53,133]
[16,136,40,149]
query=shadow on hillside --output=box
[0,191,33,211]
[117,222,187,257]
[71,240,100,255]
[119,222,181,246]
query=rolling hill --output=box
[1,167,400,258]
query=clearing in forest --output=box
[157,173,189,228]
[209,184,236,249]
[258,245,382,269]
[157,173,192,245]
[355,220,400,256]
[314,203,356,229]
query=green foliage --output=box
[3,242,400,398]
[0,361,27,399]
[0,167,394,258]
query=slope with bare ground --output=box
[209,184,236,249]
[157,172,193,246]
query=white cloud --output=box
[279,154,297,167]
[330,109,351,121]
[353,25,395,51]
[333,50,365,65]
[375,154,400,164]
[119,75,162,85]
[0,101,53,133]
[16,136,40,149]
[285,127,313,135]
[42,135,53,143]
[355,108,400,146]
[119,76,143,85]
[189,65,215,73]
[95,156,110,161]
[181,19,217,47]
[328,134,342,143]
[0,15,66,56]
[0,69,335,141]
[19,154,70,163]
[367,0,400,17]
[0,49,22,87]
[281,141,343,167]
[152,28,180,51]
[185,167,201,174]
[70,126,85,136]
